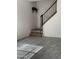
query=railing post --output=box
[40,15,43,37]
[41,15,43,27]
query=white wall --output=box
[17,0,34,39]
[32,2,38,28]
[37,0,61,37]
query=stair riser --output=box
[30,33,42,37]
[30,34,42,37]
[31,32,42,34]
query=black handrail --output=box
[42,0,57,15]
[43,11,57,25]
[40,0,57,27]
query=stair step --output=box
[30,28,43,37]
[32,28,42,31]
[30,32,42,37]
[30,33,42,37]
[31,31,43,33]
[31,32,42,34]
[30,34,42,37]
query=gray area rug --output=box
[17,44,43,59]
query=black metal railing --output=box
[40,0,57,27]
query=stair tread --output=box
[30,34,42,36]
[31,32,42,34]
[32,31,42,32]
[32,28,42,31]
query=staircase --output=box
[30,28,43,37]
[30,0,57,37]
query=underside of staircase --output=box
[30,28,43,37]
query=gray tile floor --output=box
[17,37,61,59]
